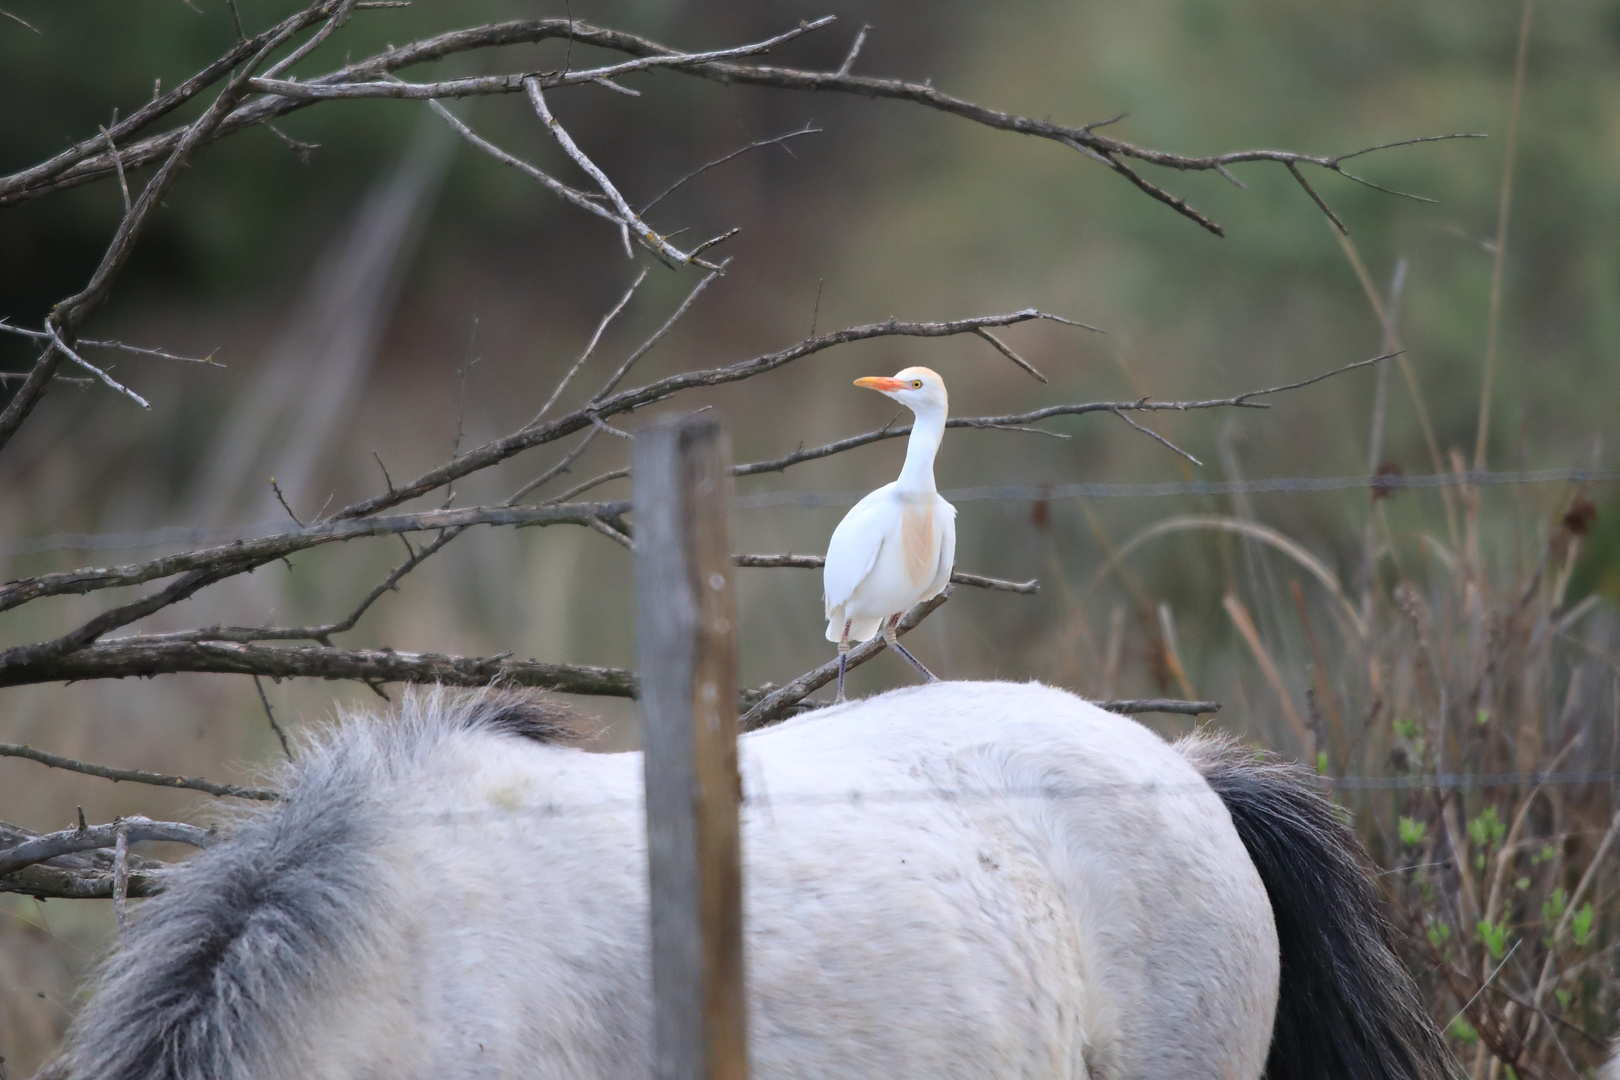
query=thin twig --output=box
[530,269,646,424]
[589,266,722,402]
[269,478,304,527]
[837,23,871,76]
[507,427,600,503]
[974,328,1048,383]
[253,675,293,759]
[0,6,41,33]
[639,123,822,214]
[100,125,131,213]
[0,320,218,364]
[112,821,131,932]
[0,741,278,799]
[1109,407,1202,466]
[44,323,151,408]
[1285,160,1347,235]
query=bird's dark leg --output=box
[883,613,937,683]
[835,619,852,703]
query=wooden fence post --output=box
[634,413,747,1080]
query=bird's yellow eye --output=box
[911,380,923,388]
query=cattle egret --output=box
[824,365,956,701]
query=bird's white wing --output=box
[823,485,900,612]
[921,494,957,600]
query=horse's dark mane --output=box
[1179,732,1462,1080]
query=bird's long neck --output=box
[896,406,945,495]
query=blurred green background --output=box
[2,0,1618,1070]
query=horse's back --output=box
[53,682,1278,1080]
[384,681,1277,1080]
[740,681,1277,1079]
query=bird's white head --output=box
[853,366,948,417]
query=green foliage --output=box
[1448,1017,1479,1046]
[1476,917,1509,960]
[1467,805,1506,851]
[1543,886,1567,930]
[1571,902,1594,948]
[1426,920,1451,951]
[1398,816,1427,847]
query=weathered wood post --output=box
[633,413,747,1080]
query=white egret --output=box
[823,366,956,700]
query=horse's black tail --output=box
[1177,732,1460,1080]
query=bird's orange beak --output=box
[854,376,906,392]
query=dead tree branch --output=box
[0,742,276,800]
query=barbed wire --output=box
[2,469,1612,557]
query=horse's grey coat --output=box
[46,682,1457,1080]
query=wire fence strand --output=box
[3,469,1613,556]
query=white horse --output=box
[44,682,1456,1080]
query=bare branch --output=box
[526,80,723,268]
[733,553,1037,594]
[333,309,1068,520]
[0,639,638,696]
[1285,160,1347,235]
[740,588,953,731]
[1101,698,1221,716]
[424,93,618,229]
[0,321,220,365]
[0,6,40,33]
[0,859,166,901]
[639,123,821,214]
[247,16,839,103]
[508,428,602,502]
[974,328,1047,383]
[0,2,334,204]
[0,742,277,800]
[100,125,132,213]
[589,267,723,402]
[0,500,627,614]
[0,5,324,453]
[734,350,1393,477]
[253,674,294,759]
[0,13,1474,242]
[837,23,871,77]
[1109,407,1203,466]
[45,324,151,408]
[0,820,168,900]
[530,270,646,424]
[261,0,359,81]
[0,816,215,877]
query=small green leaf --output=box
[1514,876,1530,890]
[1316,750,1328,775]
[1448,1017,1479,1045]
[1398,816,1427,847]
[1572,902,1594,947]
[1467,806,1505,850]
[1427,921,1451,949]
[1542,887,1567,928]
[1476,708,1490,726]
[1476,918,1508,959]
[1554,988,1572,1008]
[1394,717,1420,741]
